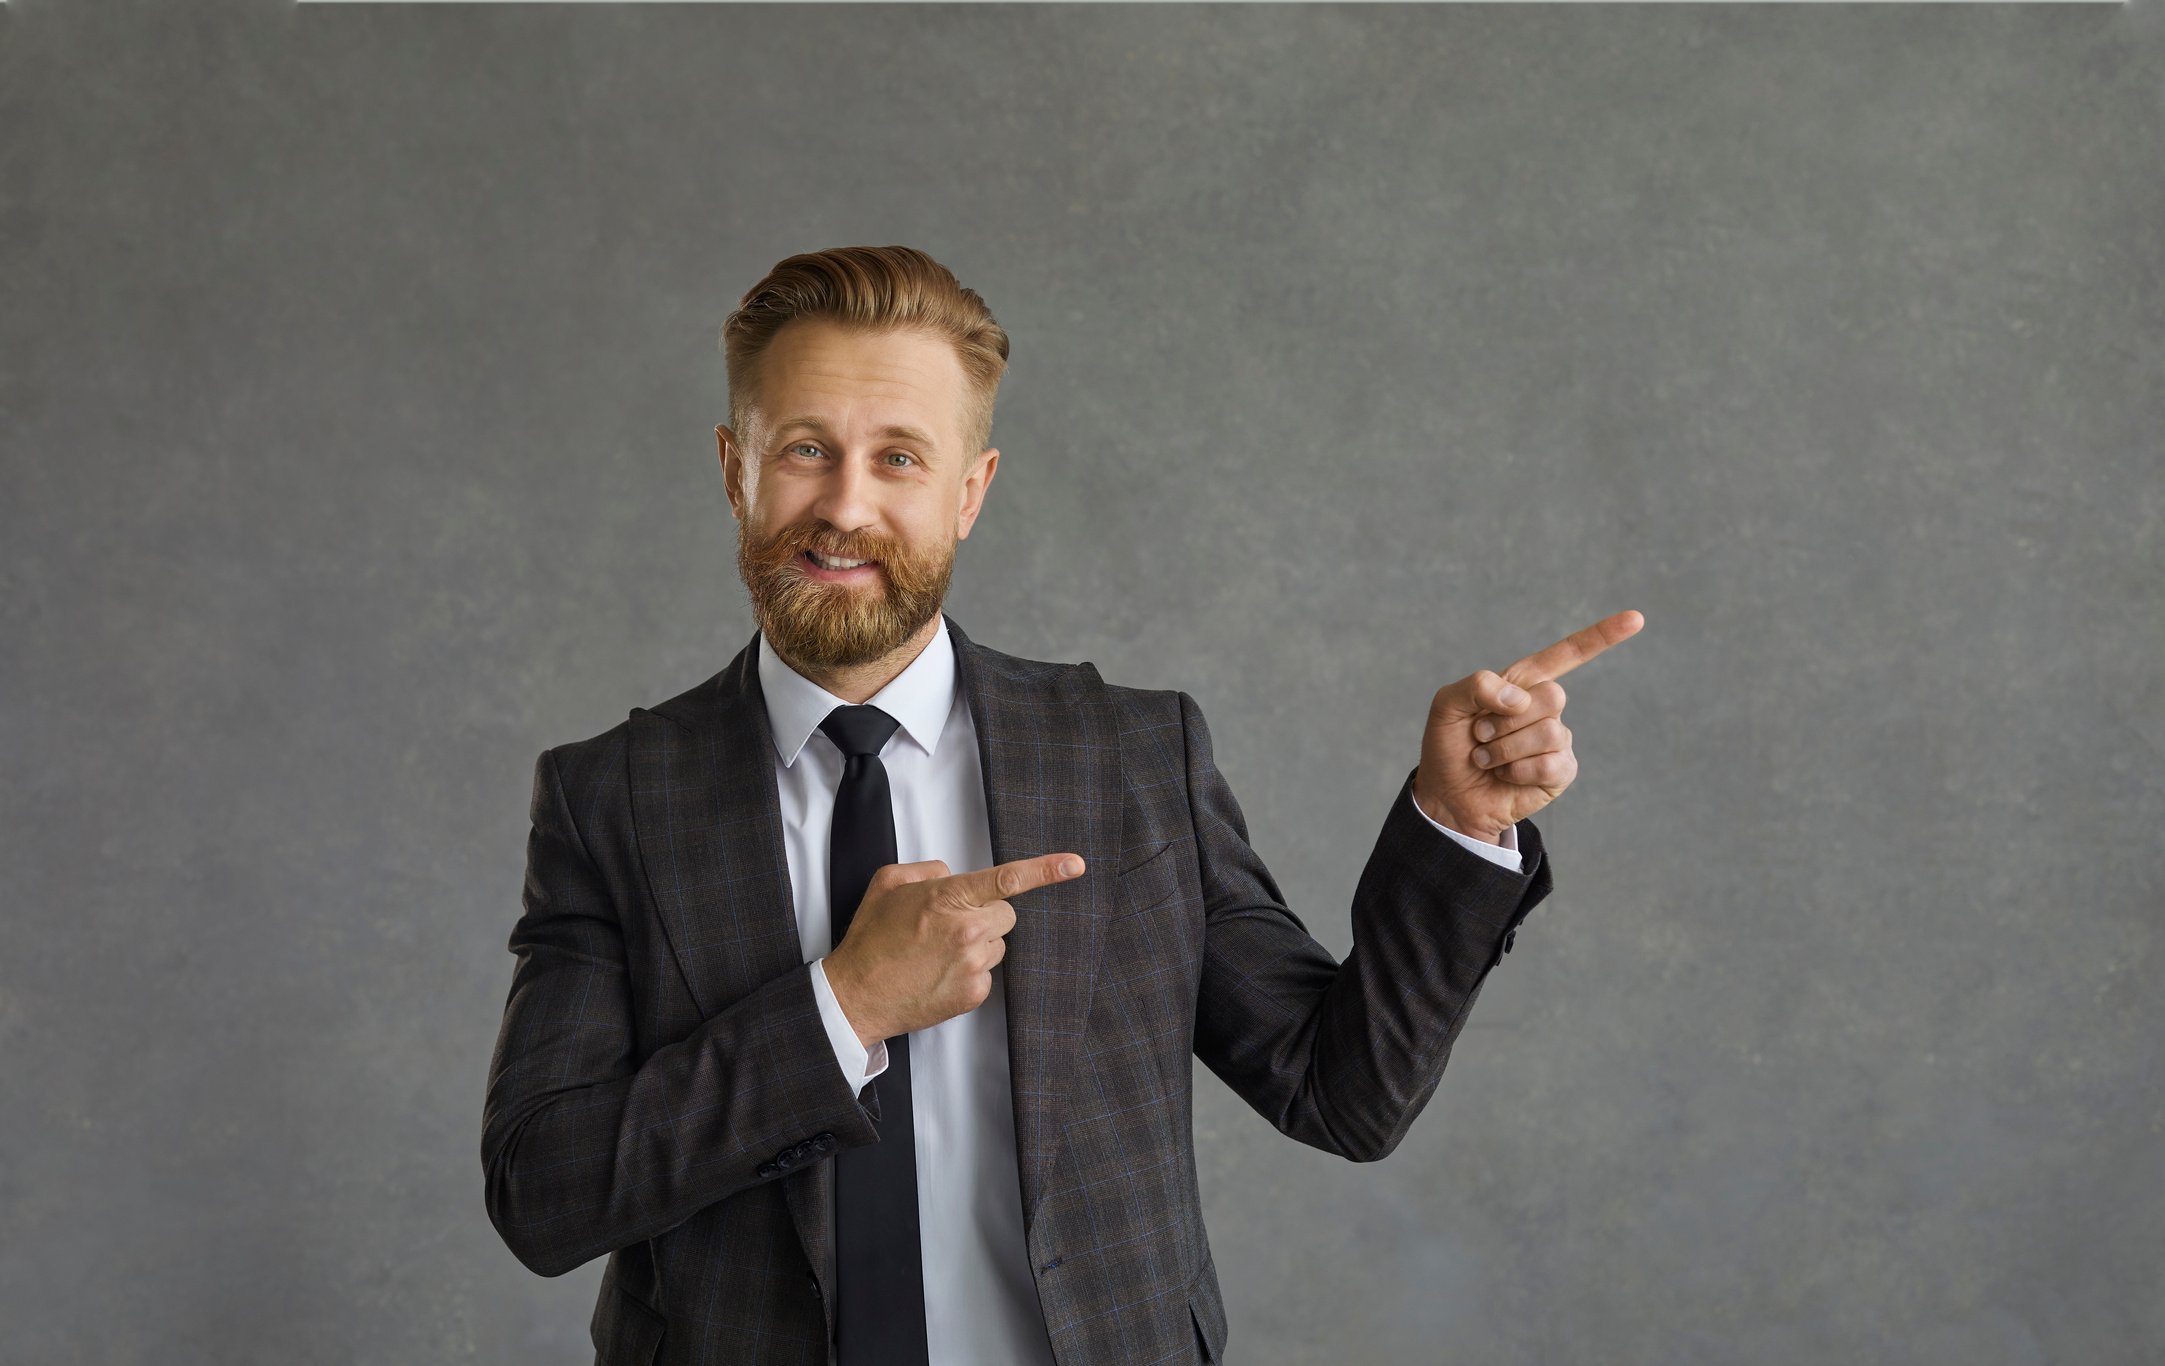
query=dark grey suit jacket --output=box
[482,613,1552,1365]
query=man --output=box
[482,245,1642,1366]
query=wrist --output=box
[1412,783,1505,845]
[822,952,886,1048]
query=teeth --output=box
[809,550,871,570]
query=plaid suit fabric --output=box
[482,615,1553,1365]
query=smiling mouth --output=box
[802,548,880,572]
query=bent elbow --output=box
[1296,1073,1411,1164]
[484,1181,584,1278]
[482,1140,587,1278]
[1346,1128,1405,1164]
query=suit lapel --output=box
[949,617,1122,1231]
[628,630,803,1021]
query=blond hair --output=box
[719,245,1010,463]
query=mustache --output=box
[762,525,898,564]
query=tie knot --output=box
[819,704,902,759]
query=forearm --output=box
[484,746,880,1279]
[1301,771,1547,1157]
[1181,688,1550,1162]
[483,961,878,1277]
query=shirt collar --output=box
[756,617,957,768]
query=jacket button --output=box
[757,1161,779,1178]
[1503,927,1517,954]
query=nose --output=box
[808,454,881,541]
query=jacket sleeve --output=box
[481,745,882,1277]
[1180,690,1554,1163]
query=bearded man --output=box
[482,244,1642,1366]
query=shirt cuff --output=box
[1404,787,1524,873]
[810,957,890,1089]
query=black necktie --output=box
[818,704,929,1366]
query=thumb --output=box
[1434,669,1533,723]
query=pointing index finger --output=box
[1503,609,1645,686]
[955,852,1086,906]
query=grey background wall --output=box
[4,0,2160,1361]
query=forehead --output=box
[756,321,965,447]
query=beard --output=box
[735,514,956,672]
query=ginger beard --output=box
[734,513,957,672]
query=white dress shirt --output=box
[758,619,1521,1365]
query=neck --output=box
[771,611,943,704]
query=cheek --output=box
[754,493,814,538]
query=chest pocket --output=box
[1113,838,1187,918]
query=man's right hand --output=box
[822,852,1087,1047]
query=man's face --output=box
[720,320,998,673]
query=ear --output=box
[954,447,998,540]
[716,423,747,521]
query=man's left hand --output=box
[1413,610,1645,843]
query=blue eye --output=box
[783,442,916,468]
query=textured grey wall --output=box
[4,1,2160,1361]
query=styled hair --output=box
[719,245,1010,463]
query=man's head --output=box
[716,246,1009,674]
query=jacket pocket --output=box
[1114,839,1183,918]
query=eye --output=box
[886,452,916,468]
[787,442,825,460]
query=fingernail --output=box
[1473,747,1492,767]
[1063,858,1082,876]
[1474,720,1495,741]
[1500,686,1528,708]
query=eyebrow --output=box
[770,415,939,450]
